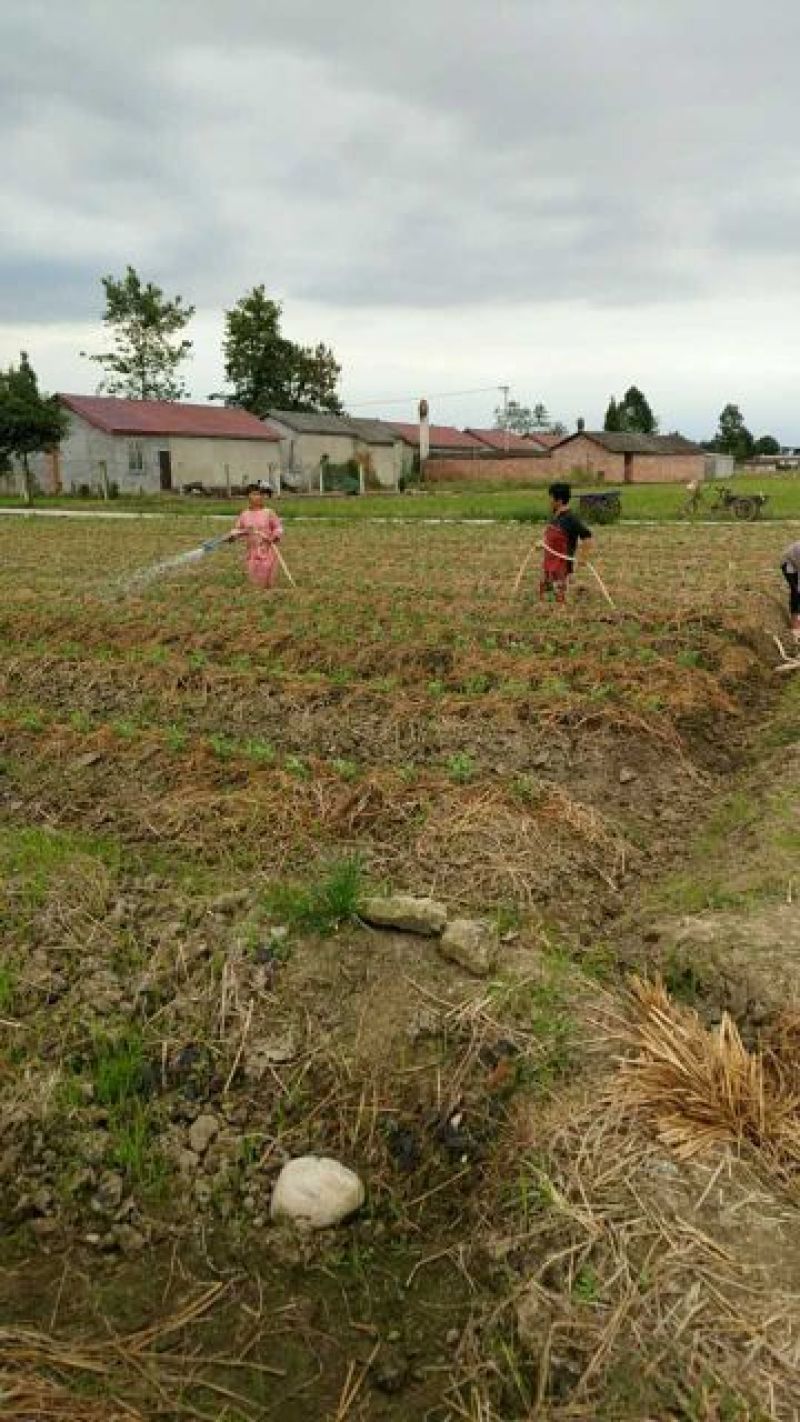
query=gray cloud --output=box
[2,0,800,330]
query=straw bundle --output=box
[617,978,800,1175]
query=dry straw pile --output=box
[618,977,800,1181]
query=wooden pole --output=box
[514,543,537,588]
[274,546,296,587]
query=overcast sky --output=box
[2,0,800,437]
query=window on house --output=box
[128,441,144,473]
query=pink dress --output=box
[235,508,283,588]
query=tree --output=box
[619,385,658,434]
[753,434,780,456]
[220,285,342,415]
[604,397,622,432]
[83,265,195,400]
[494,398,557,434]
[494,398,532,433]
[0,352,67,507]
[714,403,754,461]
[550,421,567,436]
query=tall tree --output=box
[714,403,754,461]
[221,285,342,415]
[619,385,658,434]
[83,265,195,400]
[0,352,67,507]
[531,401,550,429]
[604,396,622,431]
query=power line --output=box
[348,384,506,409]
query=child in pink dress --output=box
[227,485,283,588]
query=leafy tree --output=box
[494,398,558,435]
[714,403,754,461]
[604,397,622,432]
[83,265,195,400]
[220,285,342,416]
[0,352,67,506]
[753,434,780,456]
[493,398,533,433]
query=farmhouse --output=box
[464,428,548,454]
[548,431,706,484]
[267,410,407,490]
[386,422,487,457]
[18,395,283,496]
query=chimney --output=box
[419,397,430,465]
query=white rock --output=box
[360,895,447,937]
[270,1156,365,1229]
[189,1114,219,1156]
[438,919,498,977]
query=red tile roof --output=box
[465,427,549,454]
[527,432,564,448]
[386,421,485,450]
[59,394,280,441]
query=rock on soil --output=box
[438,919,498,977]
[188,1114,219,1156]
[360,895,447,936]
[270,1156,365,1229]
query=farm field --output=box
[2,514,800,1420]
[1,469,800,523]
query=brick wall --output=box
[547,437,705,485]
[422,456,552,485]
[630,453,706,483]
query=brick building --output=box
[547,431,705,484]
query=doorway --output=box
[623,453,634,484]
[158,450,172,491]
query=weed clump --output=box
[263,854,364,935]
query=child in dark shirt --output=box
[540,482,592,602]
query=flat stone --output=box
[188,1114,219,1156]
[619,767,637,784]
[270,1156,365,1229]
[438,919,498,977]
[361,895,447,937]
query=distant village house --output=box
[6,394,283,496]
[547,431,706,484]
[267,410,408,490]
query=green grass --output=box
[3,473,800,523]
[0,825,119,906]
[0,961,17,1014]
[90,1028,150,1108]
[263,854,365,935]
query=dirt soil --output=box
[2,518,800,1419]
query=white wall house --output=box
[2,394,283,496]
[267,410,410,490]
